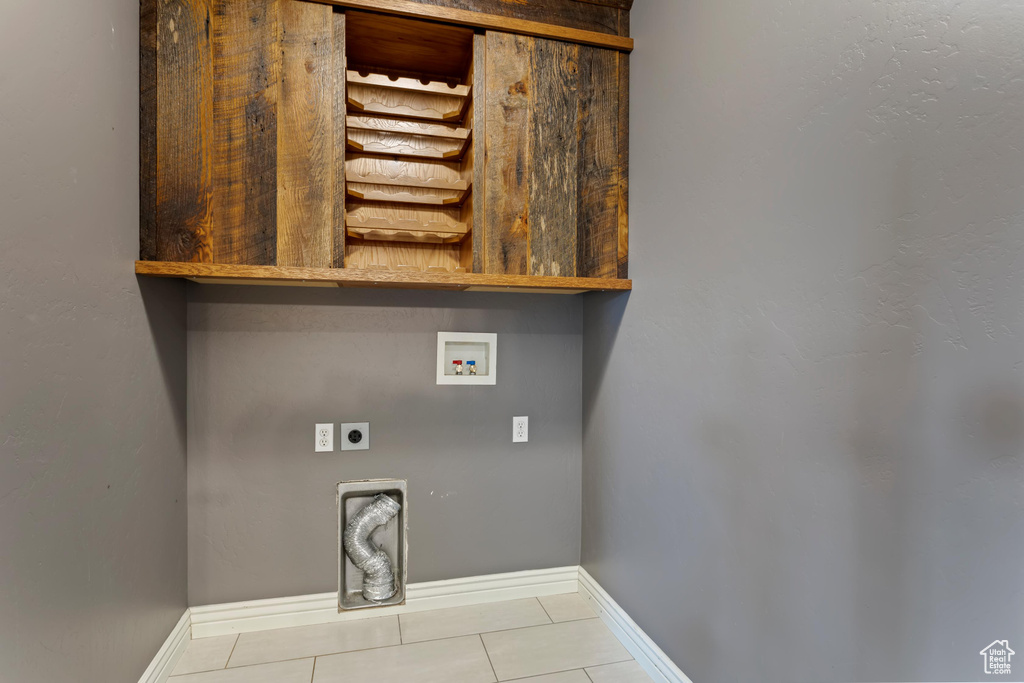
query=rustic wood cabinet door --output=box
[142,0,347,267]
[475,31,628,279]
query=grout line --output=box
[224,633,240,669]
[181,656,317,675]
[502,670,588,682]
[397,613,404,644]
[503,657,637,682]
[534,596,555,624]
[310,656,317,683]
[198,612,396,640]
[246,629,499,668]
[479,633,500,683]
[400,615,602,647]
[583,668,597,683]
[498,657,635,682]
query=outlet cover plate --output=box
[315,423,334,452]
[513,416,528,443]
[341,422,370,451]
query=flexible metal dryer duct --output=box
[343,494,401,602]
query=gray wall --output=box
[582,1,1024,682]
[187,286,582,605]
[0,0,189,681]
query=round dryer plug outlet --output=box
[340,422,370,451]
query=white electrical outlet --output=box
[315,423,334,452]
[513,416,528,443]
[341,422,370,451]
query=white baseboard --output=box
[190,565,579,639]
[137,610,190,683]
[578,567,693,683]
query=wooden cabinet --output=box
[138,0,632,293]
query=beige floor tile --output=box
[506,671,591,683]
[314,634,496,683]
[585,660,655,682]
[171,635,238,676]
[537,593,596,623]
[399,598,551,643]
[482,619,631,681]
[227,616,400,668]
[169,658,313,683]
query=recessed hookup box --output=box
[337,479,408,611]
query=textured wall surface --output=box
[582,1,1024,682]
[188,286,582,605]
[0,1,189,681]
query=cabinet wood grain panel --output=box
[616,50,629,279]
[480,31,624,279]
[155,0,214,262]
[616,1,629,36]
[471,32,487,274]
[528,38,579,277]
[575,0,633,10]
[332,10,347,267]
[211,0,280,265]
[483,31,531,275]
[140,0,158,261]
[277,0,334,267]
[576,45,619,279]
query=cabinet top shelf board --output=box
[320,0,633,52]
[136,262,632,294]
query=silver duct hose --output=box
[343,494,401,602]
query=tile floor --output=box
[170,593,654,682]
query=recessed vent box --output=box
[337,479,408,611]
